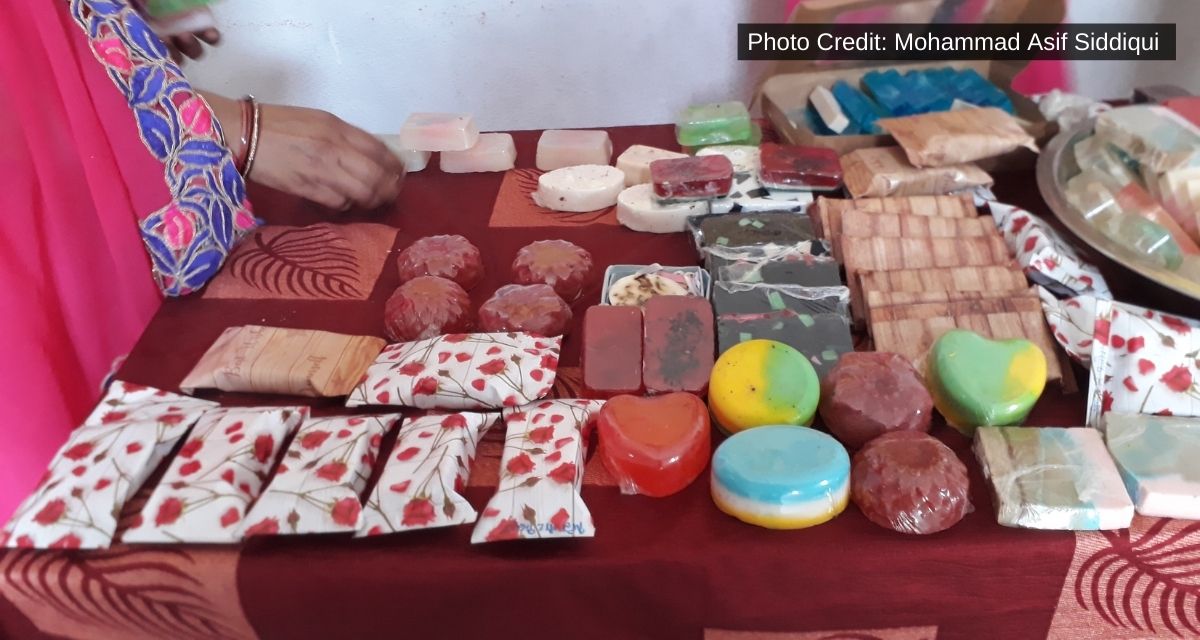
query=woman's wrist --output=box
[197,90,249,168]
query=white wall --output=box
[1067,0,1199,100]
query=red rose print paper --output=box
[346,333,561,411]
[122,407,306,544]
[1038,287,1099,367]
[990,202,1112,299]
[472,399,605,543]
[243,415,397,536]
[1,382,217,550]
[358,412,497,536]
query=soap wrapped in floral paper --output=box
[1037,287,1098,367]
[990,202,1112,299]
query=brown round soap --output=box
[511,239,593,301]
[384,276,473,342]
[851,431,970,535]
[818,351,932,450]
[479,284,573,337]
[396,235,484,290]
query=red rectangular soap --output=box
[582,305,644,399]
[758,143,842,190]
[642,296,715,396]
[650,155,734,200]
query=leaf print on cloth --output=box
[489,169,619,228]
[703,628,937,640]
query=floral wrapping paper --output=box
[346,333,561,410]
[358,412,498,536]
[989,202,1112,299]
[242,415,397,536]
[1087,299,1200,428]
[1,382,216,549]
[472,399,605,543]
[1038,287,1099,367]
[122,407,306,544]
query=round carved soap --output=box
[396,235,484,290]
[384,276,473,342]
[851,431,970,535]
[478,284,573,337]
[511,240,593,301]
[818,352,933,450]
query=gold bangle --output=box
[241,97,262,179]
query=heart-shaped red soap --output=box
[597,393,711,497]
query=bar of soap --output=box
[692,212,821,250]
[440,132,516,173]
[682,123,763,154]
[809,84,849,133]
[616,145,687,187]
[380,136,431,172]
[536,129,613,171]
[926,330,1047,436]
[598,393,710,497]
[704,244,842,287]
[696,145,760,175]
[651,155,734,201]
[974,426,1134,530]
[384,276,473,343]
[396,234,484,290]
[759,143,843,191]
[851,431,970,535]
[608,272,692,307]
[819,352,932,450]
[1105,413,1200,519]
[711,426,849,529]
[478,284,572,337]
[511,239,593,301]
[831,80,887,134]
[616,184,708,234]
[583,306,643,398]
[399,113,479,152]
[642,295,714,396]
[709,339,819,433]
[715,312,852,381]
[676,101,752,147]
[712,281,850,318]
[533,165,625,213]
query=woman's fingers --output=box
[170,33,205,60]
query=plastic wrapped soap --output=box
[676,101,752,147]
[841,146,993,199]
[511,239,593,301]
[758,143,842,191]
[690,212,825,252]
[879,107,1038,168]
[616,184,708,234]
[715,312,851,381]
[709,339,819,433]
[479,284,573,337]
[582,306,643,398]
[384,276,473,343]
[696,144,760,175]
[926,330,1047,436]
[704,244,841,287]
[1105,412,1200,519]
[851,431,970,535]
[533,165,625,212]
[597,393,710,497]
[642,295,714,395]
[395,235,484,290]
[650,155,734,201]
[819,352,932,450]
[712,282,850,318]
[989,202,1111,299]
[605,265,706,307]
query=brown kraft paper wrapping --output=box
[181,325,386,397]
[879,108,1038,168]
[840,146,992,198]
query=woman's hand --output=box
[166,27,221,62]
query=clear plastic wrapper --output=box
[650,155,734,201]
[688,212,826,253]
[384,276,474,343]
[642,295,715,395]
[1036,287,1098,367]
[708,340,820,433]
[758,143,842,191]
[703,243,842,287]
[601,264,709,306]
[597,393,710,497]
[1094,105,1200,173]
[695,144,760,176]
[989,202,1112,299]
[395,235,484,290]
[478,284,572,337]
[926,329,1047,435]
[879,107,1038,168]
[819,352,933,450]
[851,431,970,535]
[675,101,752,147]
[841,146,992,199]
[708,171,812,215]
[1104,412,1200,519]
[511,239,593,301]
[713,281,850,319]
[715,311,852,380]
[973,426,1134,530]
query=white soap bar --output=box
[399,113,479,151]
[378,135,431,172]
[1106,412,1200,520]
[616,145,687,187]
[810,85,850,134]
[616,183,707,233]
[440,133,516,173]
[709,172,811,214]
[533,165,625,213]
[536,130,612,171]
[696,145,761,175]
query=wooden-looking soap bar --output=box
[812,194,976,242]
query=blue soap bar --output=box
[903,71,953,114]
[831,80,887,134]
[862,70,911,117]
[798,104,860,136]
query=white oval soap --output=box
[533,165,626,213]
[616,184,707,234]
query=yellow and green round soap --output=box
[926,329,1047,435]
[708,340,820,434]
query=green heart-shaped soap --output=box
[926,330,1047,435]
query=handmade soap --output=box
[399,113,479,152]
[705,244,842,287]
[851,431,970,535]
[692,212,823,250]
[989,203,1111,298]
[616,184,708,234]
[758,143,842,191]
[395,234,485,290]
[711,426,850,529]
[709,339,819,433]
[862,69,913,116]
[650,155,734,201]
[440,132,516,173]
[479,284,573,337]
[604,265,705,306]
[841,146,993,199]
[709,171,813,214]
[536,129,613,171]
[642,295,714,395]
[384,276,473,343]
[1105,413,1200,519]
[675,101,752,147]
[926,330,1046,435]
[819,352,933,450]
[713,282,850,318]
[597,393,711,497]
[880,107,1038,168]
[511,239,593,301]
[831,80,887,134]
[810,84,850,133]
[974,426,1134,530]
[533,165,625,212]
[1094,105,1200,172]
[715,313,852,381]
[616,145,687,187]
[380,136,431,172]
[696,145,761,175]
[582,306,643,399]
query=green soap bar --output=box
[798,314,815,327]
[926,330,1048,436]
[676,101,753,147]
[821,349,838,362]
[767,291,786,310]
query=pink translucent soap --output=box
[758,143,843,191]
[582,305,643,399]
[642,295,714,395]
[399,113,479,152]
[819,352,933,450]
[536,129,613,171]
[597,393,711,497]
[511,240,594,301]
[478,284,573,337]
[650,155,734,200]
[396,235,485,290]
[384,276,473,342]
[851,431,970,535]
[441,133,516,173]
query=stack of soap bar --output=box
[399,113,479,151]
[676,101,752,147]
[902,71,954,114]
[711,426,850,529]
[440,132,516,173]
[1105,412,1200,519]
[1095,106,1200,173]
[582,305,643,398]
[831,81,887,135]
[533,165,625,212]
[862,69,913,117]
[696,145,760,175]
[597,393,711,497]
[682,123,762,154]
[758,143,842,191]
[809,85,849,133]
[708,339,820,434]
[536,129,613,171]
[650,155,734,201]
[642,295,714,395]
[926,330,1047,435]
[380,136,431,172]
[616,145,687,187]
[974,426,1134,530]
[616,184,708,234]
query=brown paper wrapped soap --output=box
[181,325,386,397]
[841,146,992,198]
[879,107,1038,168]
